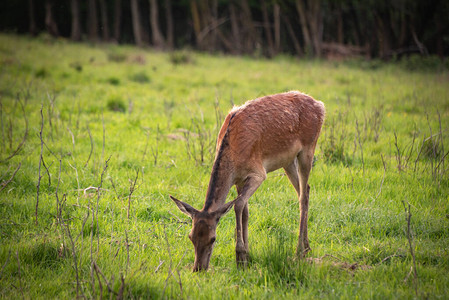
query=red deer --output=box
[170,91,325,271]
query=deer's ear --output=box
[215,199,237,218]
[169,195,198,218]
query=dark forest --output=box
[1,0,448,59]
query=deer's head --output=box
[170,195,235,271]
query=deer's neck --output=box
[203,146,234,212]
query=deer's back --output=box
[216,91,325,174]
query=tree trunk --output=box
[261,0,274,57]
[87,0,98,42]
[308,0,322,56]
[296,0,312,54]
[130,0,145,46]
[216,26,234,53]
[375,12,392,58]
[71,0,81,41]
[99,0,110,41]
[45,0,59,37]
[240,0,257,54]
[113,0,122,42]
[165,0,174,49]
[336,5,343,44]
[349,4,362,48]
[191,0,218,52]
[229,1,241,53]
[190,0,201,47]
[273,3,281,53]
[210,0,218,52]
[282,14,302,56]
[149,0,165,48]
[28,0,37,36]
[435,14,444,58]
[296,0,322,56]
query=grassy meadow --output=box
[0,34,448,299]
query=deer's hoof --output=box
[236,250,249,268]
[296,243,311,259]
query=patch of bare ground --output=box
[306,254,372,272]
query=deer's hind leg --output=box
[296,148,315,257]
[284,157,301,196]
[284,150,313,258]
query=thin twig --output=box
[393,130,403,172]
[154,260,164,273]
[0,163,21,193]
[167,211,189,224]
[93,261,104,299]
[55,160,62,224]
[127,169,140,221]
[435,150,449,175]
[67,161,80,202]
[162,223,174,298]
[141,129,150,162]
[15,250,24,298]
[355,118,364,174]
[404,132,416,169]
[59,194,83,299]
[0,250,11,279]
[109,177,120,201]
[375,154,387,200]
[404,265,413,284]
[90,156,111,296]
[0,99,4,153]
[35,104,44,225]
[0,96,28,162]
[46,90,56,141]
[426,113,436,178]
[84,123,93,168]
[93,261,117,296]
[437,110,444,172]
[101,112,105,171]
[75,199,91,242]
[90,201,96,296]
[117,273,125,300]
[67,126,75,149]
[96,156,111,255]
[174,251,187,297]
[41,155,51,187]
[0,165,11,182]
[402,201,418,296]
[347,166,355,194]
[377,254,405,265]
[125,230,130,273]
[414,136,425,173]
[42,139,59,159]
[320,254,342,261]
[151,125,160,166]
[76,101,80,131]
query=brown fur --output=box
[170,91,325,271]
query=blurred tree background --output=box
[0,0,448,59]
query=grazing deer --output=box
[170,91,325,271]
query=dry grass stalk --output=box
[35,104,44,225]
[0,163,21,193]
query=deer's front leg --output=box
[234,175,264,267]
[234,199,249,266]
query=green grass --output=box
[0,34,448,299]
